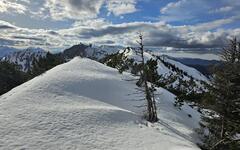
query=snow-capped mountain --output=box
[62,43,123,60]
[1,47,47,72]
[63,43,89,59]
[62,44,209,95]
[121,48,208,82]
[101,47,209,94]
[0,57,201,149]
[0,46,19,58]
[85,45,123,59]
[63,44,208,81]
[1,43,208,94]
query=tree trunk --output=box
[138,33,158,122]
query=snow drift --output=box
[0,57,201,150]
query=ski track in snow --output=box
[0,57,201,150]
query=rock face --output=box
[63,43,89,59]
[62,43,123,60]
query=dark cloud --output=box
[48,31,59,35]
[144,30,229,48]
[0,25,15,30]
[79,23,156,37]
[96,40,115,45]
[0,38,24,45]
[12,36,44,41]
[68,0,101,14]
[75,22,239,48]
[45,0,104,20]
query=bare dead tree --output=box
[136,33,158,122]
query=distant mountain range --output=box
[1,47,47,72]
[0,43,213,104]
[104,47,209,94]
[63,43,123,60]
[0,44,215,80]
[171,57,220,76]
[0,46,19,58]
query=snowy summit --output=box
[0,57,201,150]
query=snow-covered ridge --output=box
[116,48,208,93]
[0,57,201,149]
[161,56,209,82]
[63,44,208,84]
[122,48,208,82]
[1,47,47,72]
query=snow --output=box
[162,56,209,83]
[121,48,208,82]
[0,57,201,150]
[119,48,208,94]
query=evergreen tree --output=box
[0,61,28,95]
[30,52,65,77]
[202,38,240,150]
[145,59,161,84]
[0,52,65,96]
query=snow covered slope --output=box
[1,47,47,72]
[161,56,209,82]
[121,48,208,82]
[115,48,208,93]
[0,57,201,150]
[63,44,209,85]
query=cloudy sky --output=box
[0,0,240,52]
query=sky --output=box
[0,0,240,53]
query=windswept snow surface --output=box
[0,58,201,150]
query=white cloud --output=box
[0,0,28,14]
[72,18,111,28]
[41,0,138,20]
[160,0,187,14]
[160,0,240,23]
[106,0,138,16]
[210,6,233,13]
[1,19,240,51]
[188,15,240,31]
[43,0,105,20]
